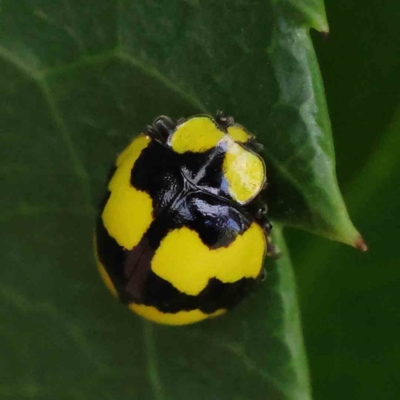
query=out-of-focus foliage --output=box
[289,1,400,399]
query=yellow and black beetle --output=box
[95,112,275,325]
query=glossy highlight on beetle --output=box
[95,112,275,325]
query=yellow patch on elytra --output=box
[170,116,224,153]
[227,125,253,143]
[102,135,153,250]
[116,134,150,167]
[129,303,226,325]
[151,223,266,296]
[222,138,266,204]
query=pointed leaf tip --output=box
[354,236,368,252]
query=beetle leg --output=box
[247,196,281,259]
[215,111,235,130]
[255,212,280,258]
[247,197,270,229]
[257,267,267,282]
[144,115,178,144]
[246,138,264,154]
[216,112,265,154]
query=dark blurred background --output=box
[288,1,400,398]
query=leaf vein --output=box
[0,283,108,373]
[0,45,42,81]
[40,81,94,212]
[185,331,290,396]
[118,50,209,113]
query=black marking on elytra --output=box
[97,121,271,312]
[124,238,156,301]
[118,195,251,300]
[181,192,251,249]
[194,146,229,197]
[128,137,265,249]
[131,140,223,216]
[130,139,241,219]
[96,216,256,313]
[96,165,116,212]
[125,189,251,253]
[96,216,127,297]
[142,272,256,314]
[131,141,184,215]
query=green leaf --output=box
[284,0,329,32]
[296,104,400,400]
[291,2,400,396]
[0,0,355,398]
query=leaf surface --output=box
[0,1,353,399]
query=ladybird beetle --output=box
[94,112,276,325]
